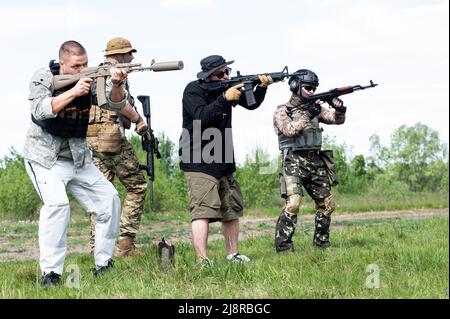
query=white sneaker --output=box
[227,253,250,263]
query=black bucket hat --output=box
[196,55,234,80]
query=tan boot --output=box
[115,237,138,257]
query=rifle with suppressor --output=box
[302,80,378,105]
[137,95,161,202]
[204,66,307,107]
[53,60,184,107]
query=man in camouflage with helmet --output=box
[273,69,347,251]
[87,37,148,257]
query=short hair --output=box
[58,40,87,60]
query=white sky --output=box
[0,0,448,163]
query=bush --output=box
[235,148,283,209]
[0,150,41,220]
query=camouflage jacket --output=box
[273,96,346,137]
[23,66,128,169]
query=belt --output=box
[292,149,320,160]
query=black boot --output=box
[313,212,331,248]
[92,259,114,277]
[275,211,297,252]
[41,271,61,288]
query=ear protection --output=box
[289,76,300,93]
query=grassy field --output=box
[0,216,448,299]
[248,191,450,218]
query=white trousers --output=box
[25,159,121,275]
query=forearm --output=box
[319,107,346,124]
[119,102,140,122]
[104,80,128,112]
[50,89,77,114]
[110,84,126,103]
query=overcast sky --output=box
[0,0,448,164]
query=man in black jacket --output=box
[179,55,273,266]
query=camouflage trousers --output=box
[275,150,335,250]
[87,137,148,245]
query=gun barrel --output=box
[151,61,184,71]
[115,62,142,68]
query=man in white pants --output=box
[24,40,128,287]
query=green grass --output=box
[245,191,449,218]
[334,191,449,212]
[0,217,447,299]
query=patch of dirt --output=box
[0,208,447,262]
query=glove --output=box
[306,103,321,118]
[258,74,274,88]
[134,115,148,136]
[331,97,344,108]
[224,83,244,101]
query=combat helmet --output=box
[288,69,319,94]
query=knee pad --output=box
[285,194,302,215]
[323,195,336,216]
[315,194,336,216]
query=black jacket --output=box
[179,80,267,179]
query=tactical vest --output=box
[31,61,92,138]
[86,62,132,154]
[278,104,323,150]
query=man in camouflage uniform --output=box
[87,37,148,257]
[273,69,347,251]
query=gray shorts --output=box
[184,172,244,222]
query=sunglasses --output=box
[213,67,231,79]
[303,85,317,92]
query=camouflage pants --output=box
[87,137,148,243]
[275,150,335,250]
[282,150,332,203]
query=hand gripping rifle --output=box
[137,95,161,202]
[302,80,378,105]
[52,60,184,107]
[204,66,308,107]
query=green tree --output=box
[351,155,366,178]
[370,123,448,192]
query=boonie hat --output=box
[104,37,137,56]
[196,55,234,80]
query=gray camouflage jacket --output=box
[23,66,127,169]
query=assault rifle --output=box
[204,66,307,107]
[53,60,184,107]
[302,80,378,105]
[137,95,161,202]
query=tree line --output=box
[0,122,448,220]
